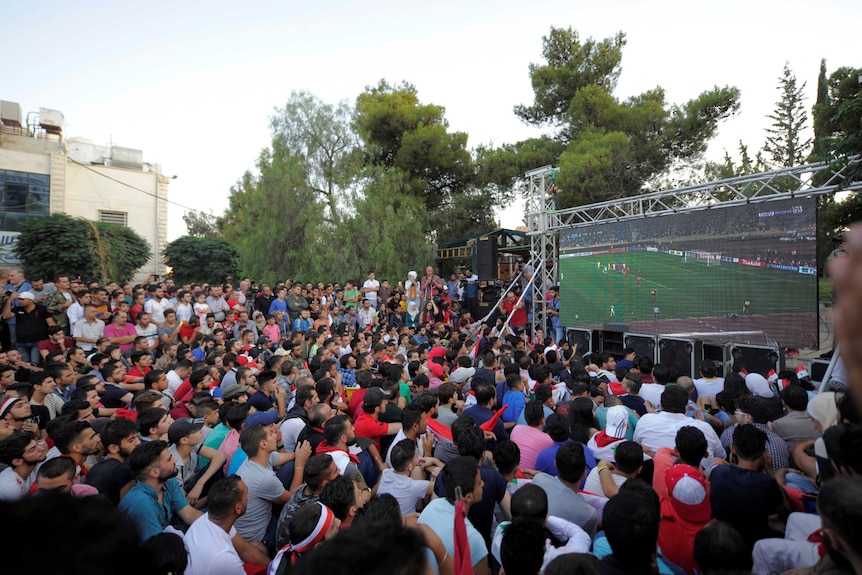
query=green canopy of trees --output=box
[163,236,239,285]
[15,213,150,283]
[479,27,741,208]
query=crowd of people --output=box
[0,259,860,575]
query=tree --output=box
[762,63,812,168]
[355,80,488,227]
[182,210,220,238]
[16,213,150,283]
[163,236,239,285]
[218,143,324,284]
[270,91,360,225]
[480,27,740,209]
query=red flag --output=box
[479,404,508,433]
[453,499,473,575]
[426,417,453,443]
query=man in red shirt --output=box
[500,291,527,333]
[38,326,74,363]
[353,388,401,451]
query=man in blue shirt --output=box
[118,440,202,541]
[463,379,508,449]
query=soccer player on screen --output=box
[650,288,657,299]
[743,300,751,315]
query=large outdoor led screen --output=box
[558,198,818,349]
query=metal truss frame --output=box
[524,157,862,336]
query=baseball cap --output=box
[0,397,22,418]
[246,410,281,427]
[450,367,476,384]
[223,384,250,401]
[363,387,393,409]
[17,291,35,301]
[427,362,444,379]
[666,464,711,523]
[168,418,204,445]
[273,348,290,357]
[605,405,629,439]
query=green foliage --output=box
[763,63,811,168]
[182,210,220,238]
[219,145,323,285]
[271,91,360,224]
[355,80,475,213]
[479,27,740,209]
[514,28,627,127]
[164,236,239,285]
[315,169,436,281]
[16,212,150,283]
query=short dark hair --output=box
[524,399,545,427]
[400,404,424,430]
[295,385,316,407]
[137,408,168,436]
[319,474,357,521]
[675,426,708,467]
[818,474,862,555]
[693,521,753,575]
[324,415,351,446]
[545,413,570,442]
[52,420,92,454]
[510,483,548,521]
[390,439,417,472]
[736,395,769,424]
[456,426,485,460]
[437,382,458,404]
[501,518,546,575]
[613,441,644,475]
[129,440,168,482]
[471,379,495,406]
[0,432,34,465]
[101,419,139,450]
[207,476,244,520]
[239,423,268,457]
[493,440,520,476]
[700,359,718,378]
[603,490,660,569]
[441,456,479,504]
[304,454,335,492]
[660,386,688,414]
[780,385,809,412]
[37,456,76,483]
[451,415,476,447]
[555,441,587,483]
[732,423,767,460]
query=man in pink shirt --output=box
[103,311,138,352]
[510,400,554,469]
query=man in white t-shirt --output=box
[144,285,170,327]
[693,359,725,399]
[377,438,435,515]
[361,272,380,309]
[0,430,47,501]
[184,475,270,574]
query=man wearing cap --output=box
[223,383,250,404]
[0,431,46,500]
[3,290,55,365]
[586,404,630,461]
[169,418,226,507]
[119,439,203,541]
[353,387,402,451]
[658,464,712,574]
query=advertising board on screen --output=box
[558,198,818,349]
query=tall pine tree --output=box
[763,63,812,167]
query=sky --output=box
[3,0,858,240]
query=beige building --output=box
[0,99,169,279]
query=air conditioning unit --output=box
[1,101,22,127]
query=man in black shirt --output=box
[86,418,140,504]
[2,291,55,365]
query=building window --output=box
[99,210,128,226]
[0,170,50,231]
